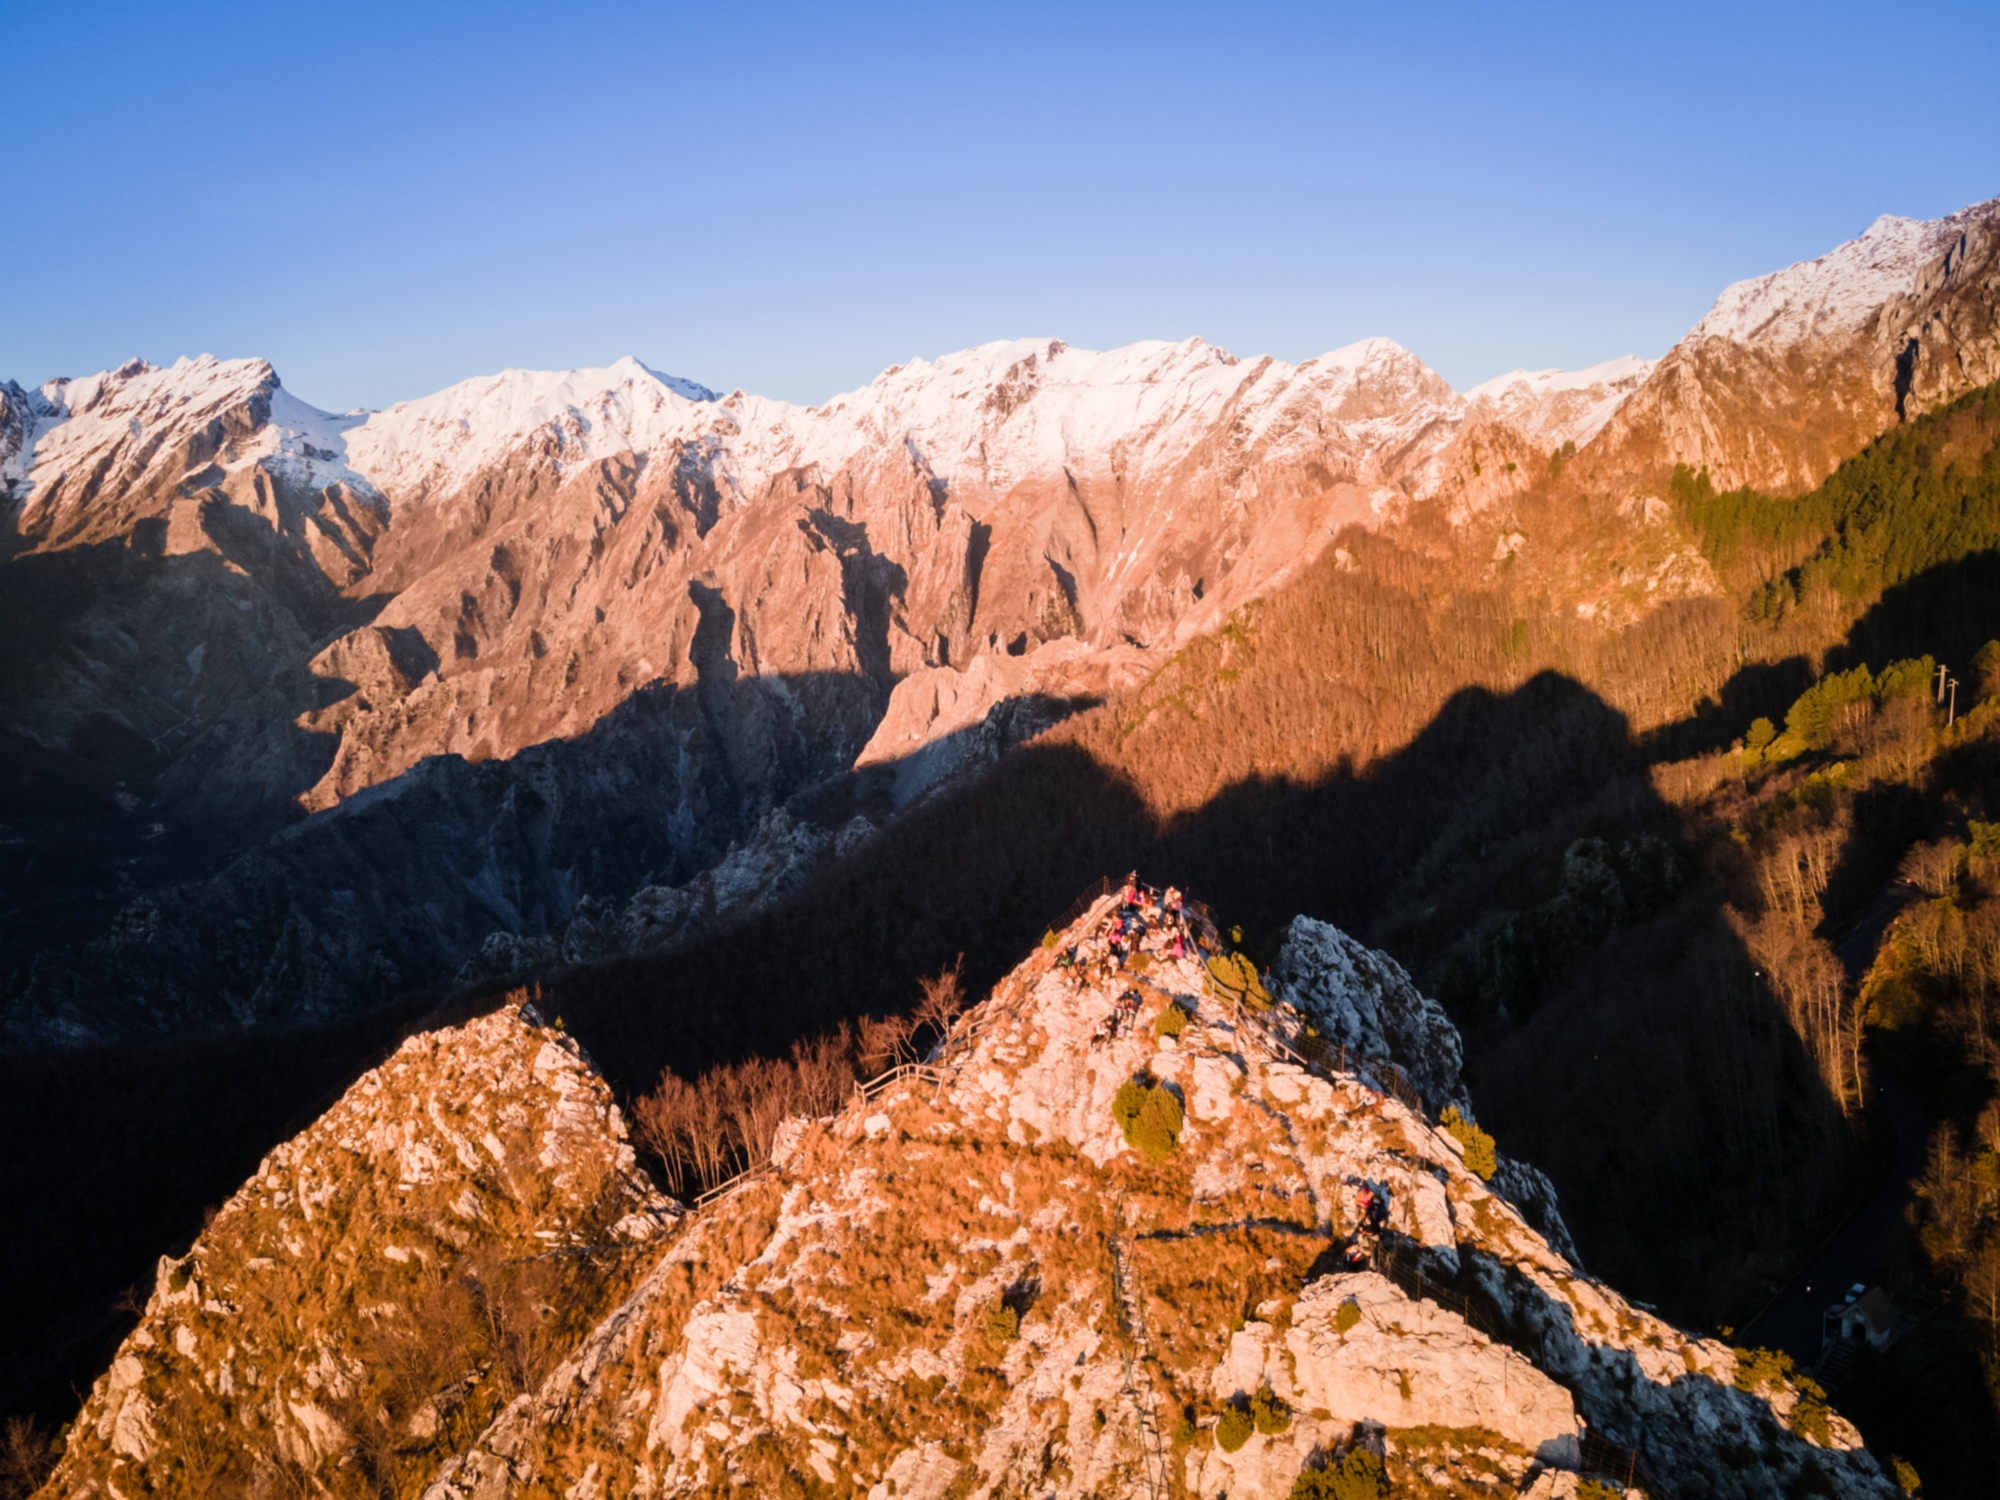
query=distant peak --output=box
[620,357,720,403]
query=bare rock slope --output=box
[45,889,1888,1498]
[424,895,1897,1499]
[41,1003,673,1499]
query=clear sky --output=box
[4,1,1997,412]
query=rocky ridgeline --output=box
[43,888,1896,1498]
[42,1006,673,1499]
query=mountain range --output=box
[8,191,2000,1499]
[6,196,1995,1049]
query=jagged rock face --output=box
[281,337,1491,812]
[0,683,756,1045]
[40,1003,672,1499]
[454,805,879,989]
[1271,914,1470,1118]
[1885,210,2000,420]
[1588,196,2000,493]
[0,360,388,938]
[395,894,1887,1500]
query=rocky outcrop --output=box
[41,1002,672,1499]
[40,888,1893,1497]
[1884,210,2000,421]
[393,891,1883,1500]
[1272,914,1469,1116]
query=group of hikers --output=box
[1055,873,1206,993]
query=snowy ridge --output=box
[1464,354,1653,403]
[1691,200,1998,347]
[340,354,722,496]
[335,334,1470,506]
[7,335,1638,524]
[0,379,59,490]
[1463,354,1655,449]
[13,355,280,514]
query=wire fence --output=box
[1051,874,1119,933]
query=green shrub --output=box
[1214,1401,1254,1452]
[1334,1297,1361,1335]
[1439,1106,1497,1180]
[1576,1481,1622,1500]
[1790,1372,1833,1445]
[1290,1447,1387,1500]
[1250,1385,1289,1434]
[1889,1454,1921,1494]
[1745,716,1777,754]
[1153,1001,1191,1039]
[984,1299,1019,1343]
[1761,655,1937,761]
[1171,1406,1197,1448]
[1976,640,2000,699]
[1206,951,1272,1011]
[1111,1076,1184,1161]
[1041,929,1057,949]
[1732,1345,1795,1393]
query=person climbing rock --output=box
[1365,1186,1390,1232]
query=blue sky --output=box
[4,1,1997,411]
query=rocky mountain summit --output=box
[42,888,1895,1498]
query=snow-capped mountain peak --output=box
[339,355,728,496]
[9,354,283,519]
[632,358,720,403]
[1691,201,1996,347]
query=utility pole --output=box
[1948,677,1959,727]
[1937,663,1950,703]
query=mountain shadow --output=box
[1830,549,2000,692]
[0,667,1868,1439]
[0,530,375,964]
[0,672,1103,1428]
[548,669,1858,1332]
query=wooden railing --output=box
[691,1160,774,1210]
[857,1062,942,1100]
